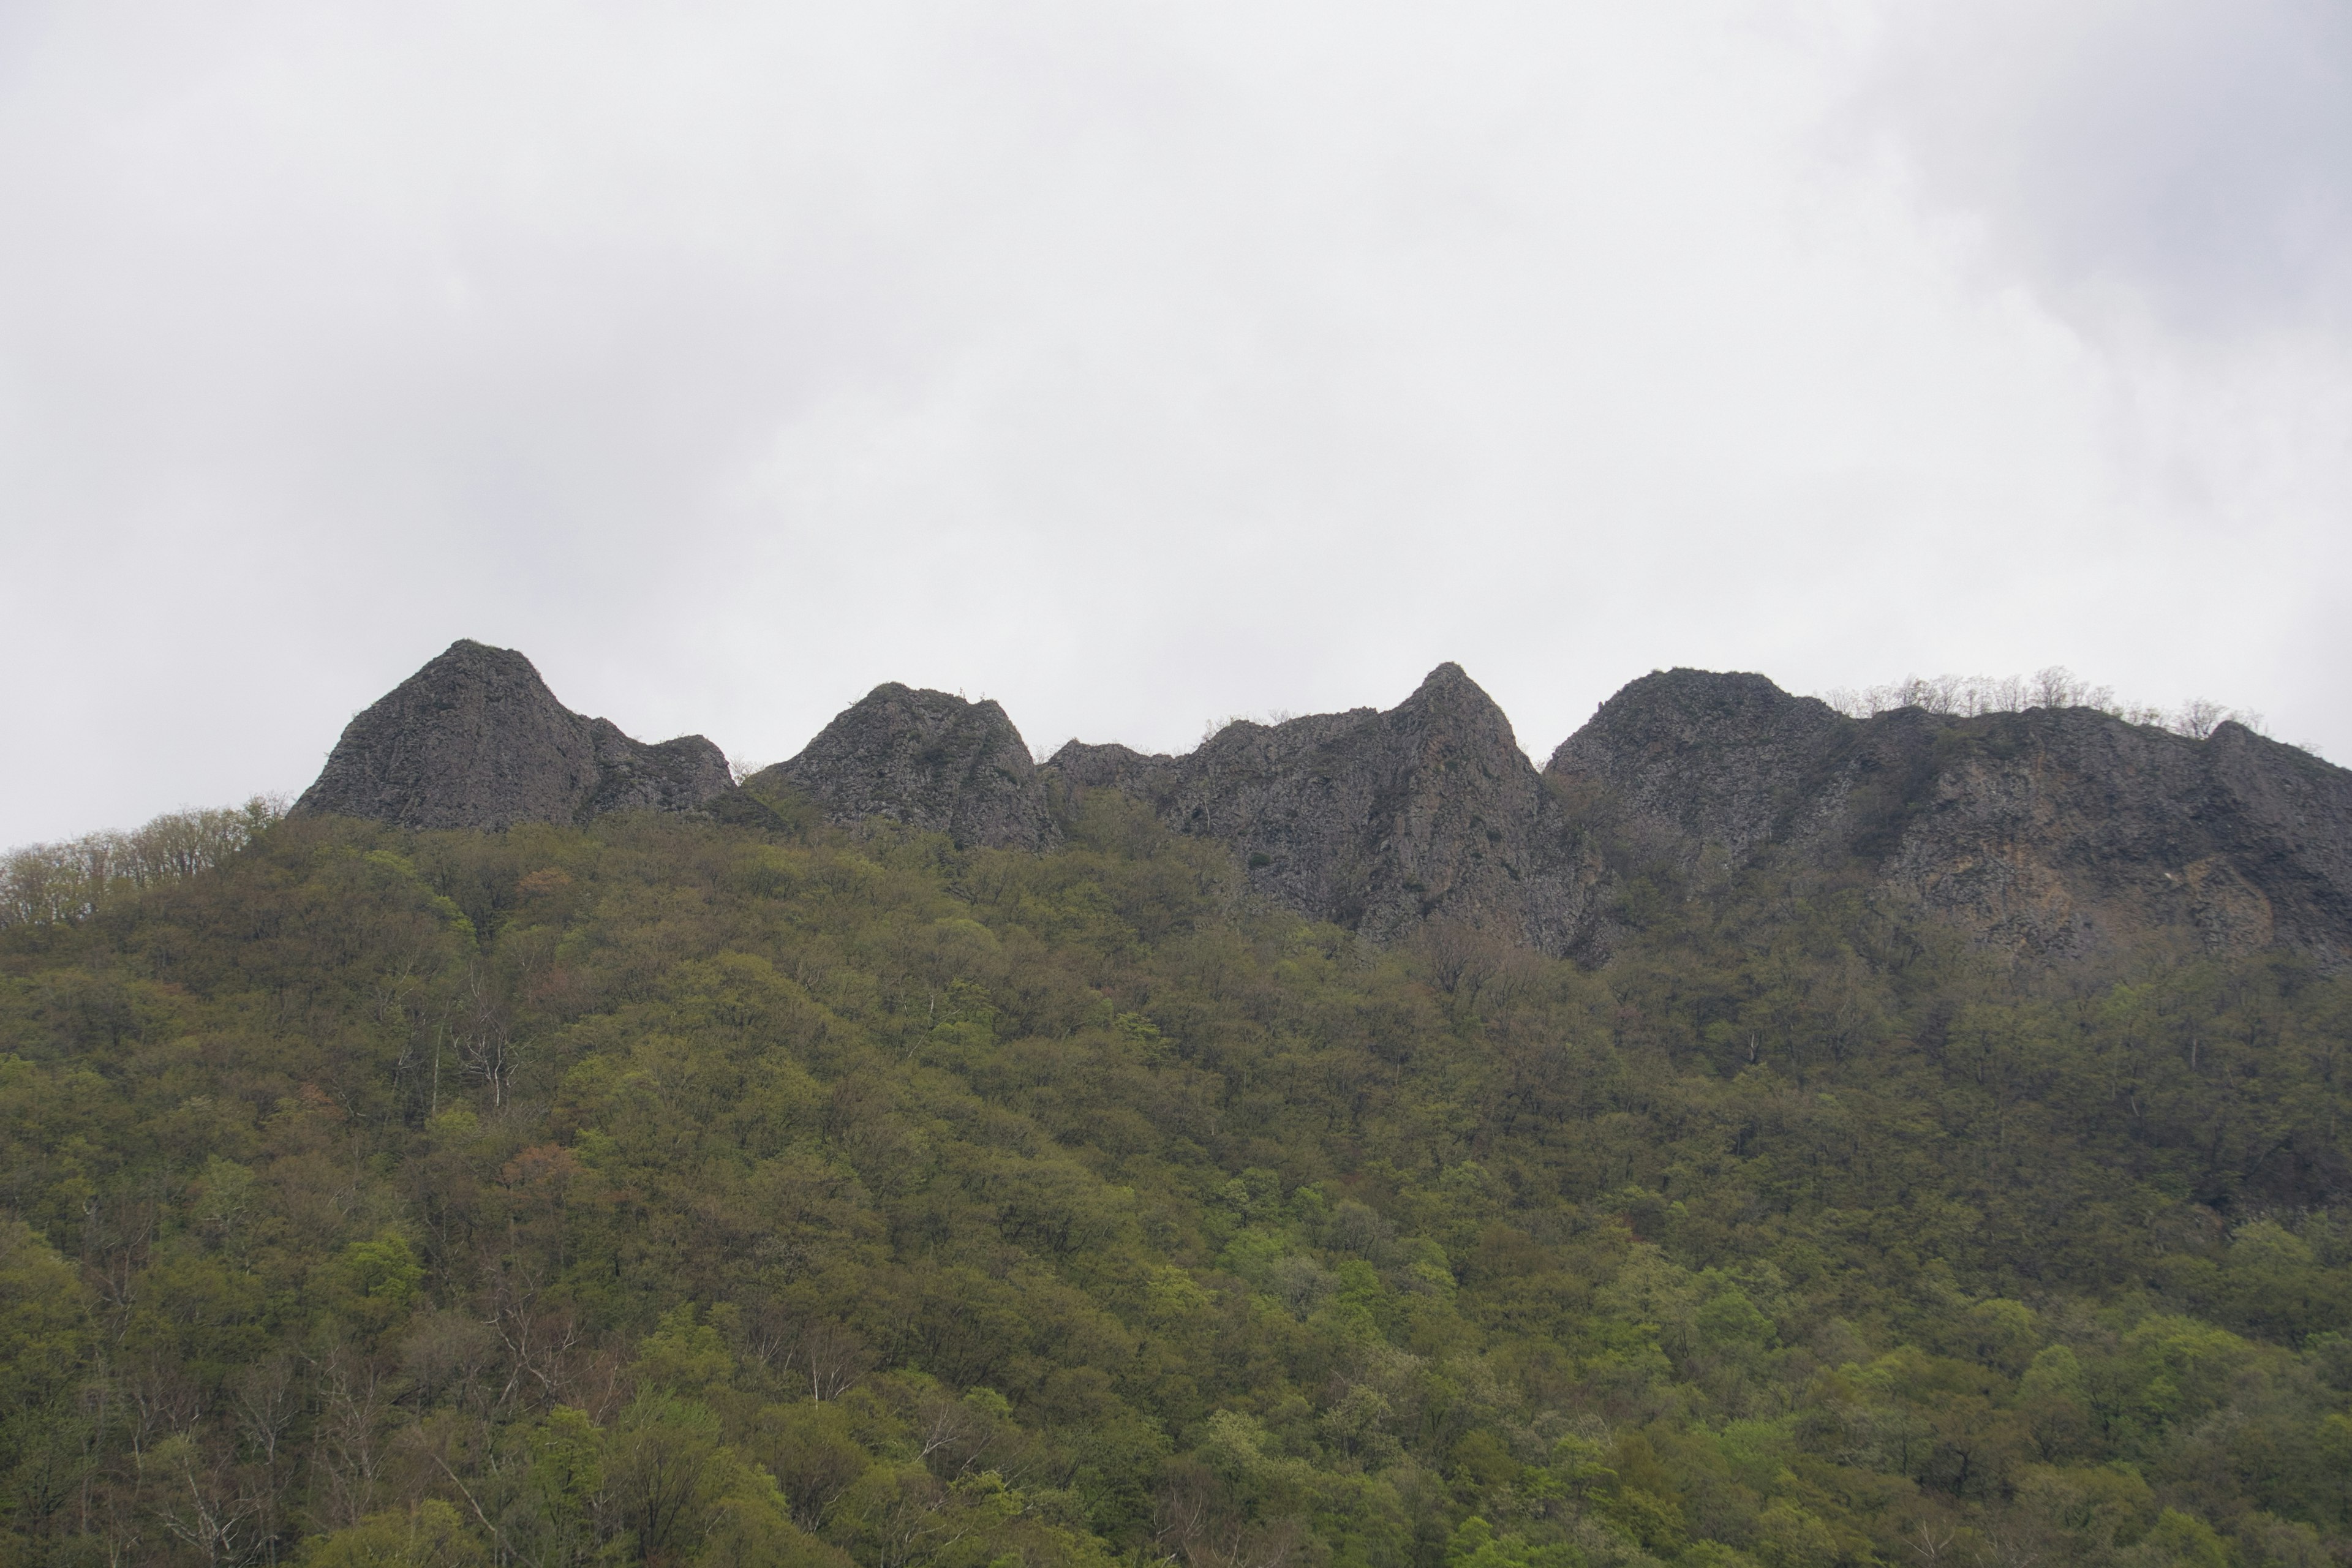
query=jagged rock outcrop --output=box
[295,641,732,830]
[1055,664,1611,953]
[295,644,2352,965]
[748,684,1056,851]
[1548,668,2352,963]
[1546,669,1851,868]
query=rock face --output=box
[1547,668,2352,963]
[296,644,2352,963]
[1054,664,1610,952]
[1546,669,1851,869]
[294,641,732,830]
[747,684,1057,851]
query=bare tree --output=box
[1909,1518,1956,1561]
[2031,666,2090,709]
[0,797,282,930]
[490,1273,585,1415]
[148,1433,265,1568]
[1415,919,1504,998]
[230,1355,298,1520]
[2169,698,2264,740]
[802,1321,871,1402]
[1152,1463,1306,1568]
[306,1346,395,1528]
[1822,666,2268,744]
[2174,698,2231,740]
[453,969,520,1107]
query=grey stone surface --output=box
[1545,668,2352,963]
[1052,664,1613,954]
[748,684,1057,851]
[1546,669,1851,869]
[298,644,2352,962]
[293,640,732,830]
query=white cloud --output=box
[2,0,2346,842]
[1850,0,2352,334]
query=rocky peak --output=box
[1545,671,2352,963]
[291,645,2352,966]
[1051,664,1610,953]
[748,683,1056,851]
[1390,662,1524,756]
[1546,668,1852,865]
[293,640,732,830]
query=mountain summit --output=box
[294,644,2352,965]
[1055,663,1608,953]
[293,640,731,830]
[1548,668,2352,963]
[745,683,1056,851]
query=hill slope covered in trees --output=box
[2,796,2350,1567]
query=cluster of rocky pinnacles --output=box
[296,640,2352,965]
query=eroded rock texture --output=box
[293,641,731,830]
[296,644,2352,965]
[1545,669,1852,867]
[748,684,1057,851]
[1547,668,2352,962]
[1055,664,1610,953]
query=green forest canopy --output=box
[2,793,2349,1567]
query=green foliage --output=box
[321,1234,426,1333]
[0,803,2347,1566]
[301,1500,486,1567]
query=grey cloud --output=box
[2,2,2347,846]
[1856,0,2352,333]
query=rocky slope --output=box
[296,644,2352,964]
[746,683,1057,851]
[1054,665,1610,953]
[293,641,731,830]
[1544,669,1851,866]
[1548,668,2352,962]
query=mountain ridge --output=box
[1553,668,2352,964]
[292,643,2352,966]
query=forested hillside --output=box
[2,797,2349,1567]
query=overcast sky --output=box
[4,0,2348,845]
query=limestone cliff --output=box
[293,641,732,830]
